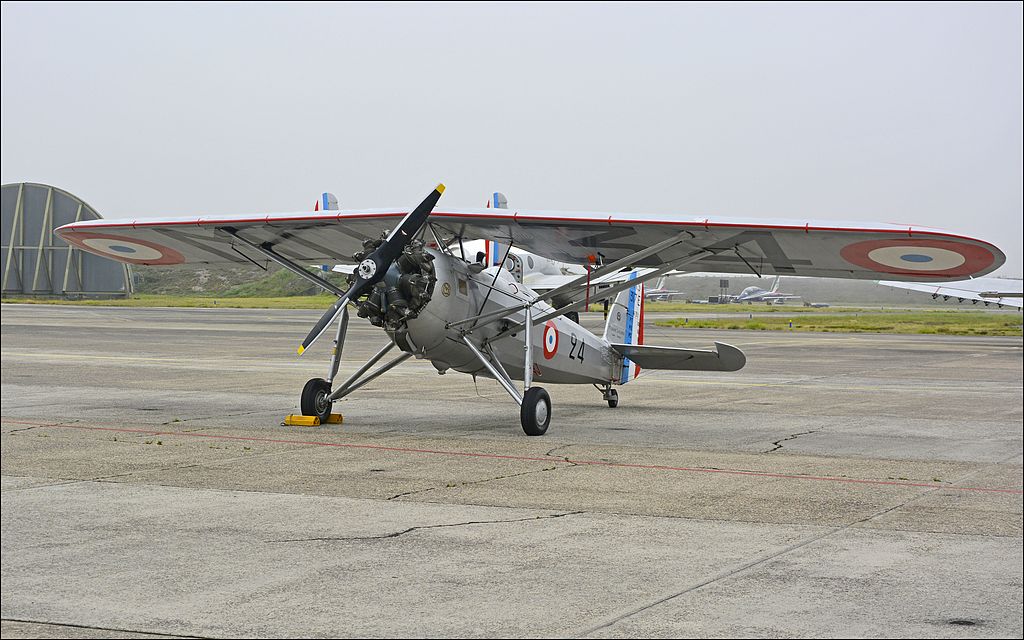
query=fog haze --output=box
[2,2,1021,275]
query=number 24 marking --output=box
[568,333,585,363]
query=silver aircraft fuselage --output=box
[390,251,620,385]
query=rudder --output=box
[603,273,644,383]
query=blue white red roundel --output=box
[840,239,995,278]
[62,232,186,266]
[542,320,558,360]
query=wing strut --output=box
[521,248,713,330]
[447,243,717,340]
[223,227,349,298]
[536,233,693,305]
[733,246,762,278]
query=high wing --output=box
[56,206,1004,282]
[878,278,1023,309]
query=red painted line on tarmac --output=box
[4,418,1022,495]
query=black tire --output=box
[565,311,580,324]
[521,387,551,436]
[606,389,619,408]
[300,377,333,422]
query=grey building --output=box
[2,182,131,298]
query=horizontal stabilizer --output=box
[610,341,745,372]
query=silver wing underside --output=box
[56,207,1005,283]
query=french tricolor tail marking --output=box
[620,273,644,384]
[484,239,503,267]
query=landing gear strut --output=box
[298,307,413,422]
[598,384,619,408]
[604,388,619,408]
[461,305,555,436]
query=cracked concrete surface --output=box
[268,510,582,543]
[764,428,823,453]
[2,305,1021,638]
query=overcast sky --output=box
[2,2,1021,275]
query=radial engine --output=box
[348,235,437,329]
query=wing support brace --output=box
[484,247,716,344]
[446,235,710,333]
[526,249,712,329]
[222,227,349,298]
[535,233,694,305]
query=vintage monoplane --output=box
[56,185,1005,435]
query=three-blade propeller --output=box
[298,184,446,355]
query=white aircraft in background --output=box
[644,276,687,302]
[57,184,1006,435]
[877,277,1023,310]
[731,275,801,304]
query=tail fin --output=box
[603,273,645,383]
[770,275,781,293]
[483,192,509,266]
[484,239,503,266]
[313,192,339,211]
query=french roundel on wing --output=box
[66,232,186,266]
[542,320,558,360]
[839,238,995,278]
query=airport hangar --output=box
[1,182,131,299]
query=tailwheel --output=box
[521,387,551,436]
[301,377,333,422]
[605,388,619,408]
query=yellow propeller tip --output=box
[297,345,305,355]
[436,183,446,194]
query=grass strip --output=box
[656,311,1022,336]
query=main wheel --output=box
[521,387,551,436]
[606,388,619,408]
[300,377,333,422]
[565,311,580,324]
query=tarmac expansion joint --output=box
[386,458,575,501]
[264,511,584,544]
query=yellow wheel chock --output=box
[282,414,343,427]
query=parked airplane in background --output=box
[731,275,801,304]
[57,184,1006,435]
[644,277,687,302]
[878,277,1023,310]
